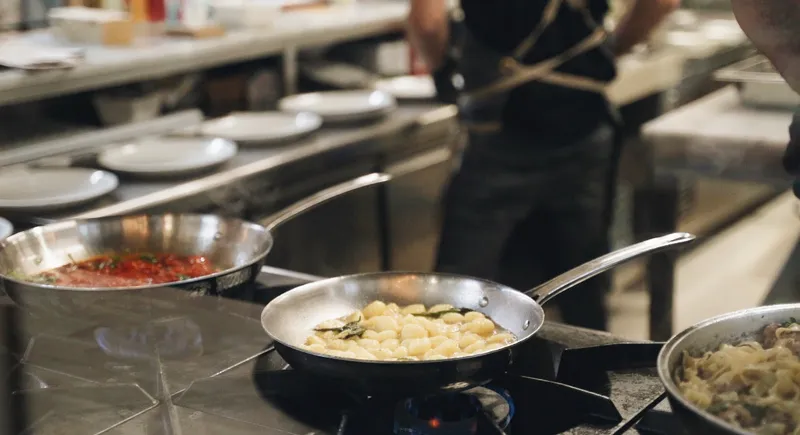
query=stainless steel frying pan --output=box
[0,173,390,317]
[261,232,696,397]
[658,304,800,435]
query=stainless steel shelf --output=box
[0,3,407,107]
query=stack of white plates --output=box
[200,112,323,146]
[98,137,238,178]
[0,168,119,212]
[278,90,397,123]
[374,75,436,100]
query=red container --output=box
[147,0,166,21]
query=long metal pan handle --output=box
[259,172,392,232]
[525,232,696,306]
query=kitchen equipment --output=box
[0,37,84,70]
[657,304,800,435]
[715,55,800,108]
[373,75,437,101]
[0,168,119,213]
[47,6,134,46]
[0,173,390,316]
[93,90,164,126]
[211,0,280,29]
[278,90,397,123]
[199,112,322,146]
[181,0,210,28]
[6,265,681,434]
[261,232,696,397]
[98,137,237,177]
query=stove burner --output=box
[394,386,513,435]
[94,317,203,360]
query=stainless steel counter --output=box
[636,85,792,341]
[643,85,792,184]
[3,265,673,435]
[13,105,456,222]
[0,3,409,106]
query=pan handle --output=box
[259,172,392,232]
[524,232,696,306]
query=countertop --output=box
[642,85,793,185]
[4,266,667,435]
[0,2,408,106]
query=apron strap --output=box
[459,26,608,105]
[538,71,609,94]
[511,0,563,60]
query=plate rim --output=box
[374,75,436,99]
[277,90,397,117]
[98,137,238,174]
[199,111,323,142]
[0,168,119,209]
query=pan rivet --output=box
[523,320,531,330]
[214,232,223,240]
[479,296,489,307]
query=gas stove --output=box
[3,267,682,434]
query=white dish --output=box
[0,217,13,240]
[374,75,436,100]
[278,90,397,123]
[98,137,237,177]
[200,112,322,145]
[0,169,118,212]
[212,1,280,29]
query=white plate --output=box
[200,112,322,145]
[0,217,13,240]
[0,168,118,212]
[278,90,397,123]
[374,75,436,100]
[99,137,237,177]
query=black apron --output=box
[455,0,621,133]
[435,0,624,330]
[454,0,623,235]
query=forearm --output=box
[612,0,680,55]
[406,0,449,71]
[731,0,800,94]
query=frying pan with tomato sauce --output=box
[260,232,695,397]
[0,173,390,317]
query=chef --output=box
[407,0,678,330]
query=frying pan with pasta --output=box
[658,304,800,435]
[261,232,695,397]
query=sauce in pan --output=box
[28,253,217,288]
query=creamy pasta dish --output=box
[303,301,516,361]
[675,321,800,435]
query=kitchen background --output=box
[0,0,791,343]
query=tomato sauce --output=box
[32,253,217,288]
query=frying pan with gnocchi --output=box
[302,301,516,361]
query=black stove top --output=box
[2,267,680,435]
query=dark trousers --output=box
[435,124,618,331]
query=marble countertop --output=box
[642,85,794,185]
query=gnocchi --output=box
[302,301,516,361]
